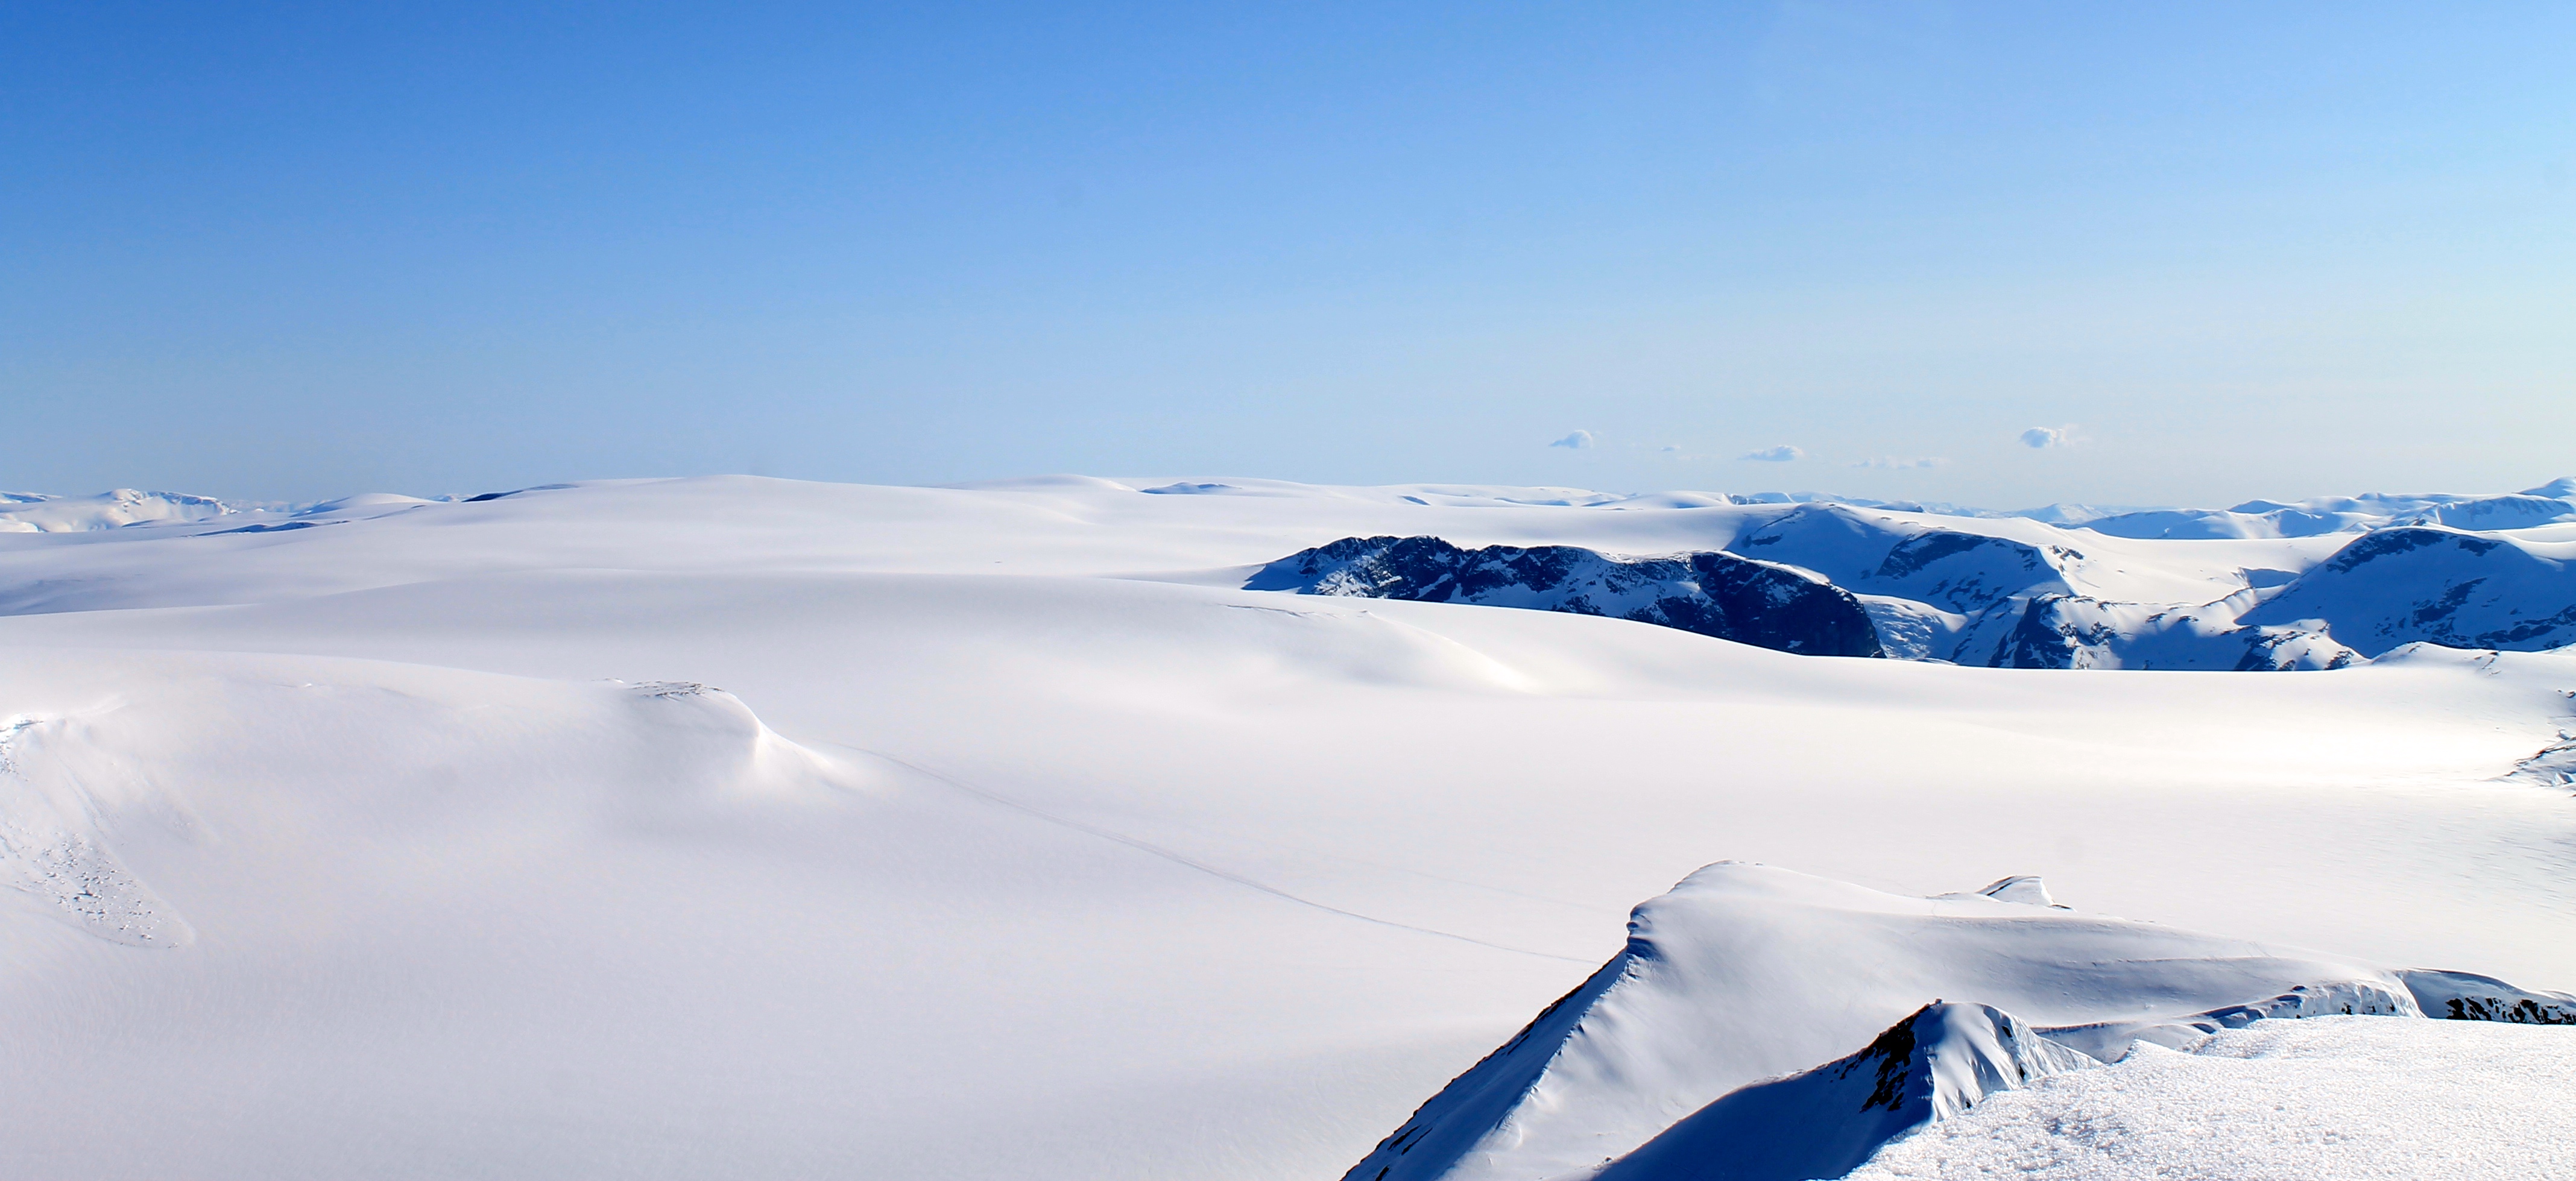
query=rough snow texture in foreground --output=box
[1849,1016,2576,1181]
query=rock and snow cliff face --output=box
[1591,1003,2095,1181]
[2243,526,2576,656]
[1343,864,2566,1181]
[1246,537,1884,658]
[1337,863,2417,1181]
[1254,508,2575,670]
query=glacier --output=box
[0,473,2568,1179]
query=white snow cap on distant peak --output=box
[2021,425,2079,449]
[1740,444,1805,462]
[1549,430,1596,449]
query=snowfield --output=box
[0,475,2571,1179]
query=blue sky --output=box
[6,2,2571,506]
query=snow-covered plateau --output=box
[0,474,2571,1179]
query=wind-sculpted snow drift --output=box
[1339,863,2573,1181]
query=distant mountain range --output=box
[10,478,2574,670]
[1248,479,2576,669]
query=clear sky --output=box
[6,2,2571,507]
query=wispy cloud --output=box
[1851,456,1948,470]
[1738,444,1805,462]
[2019,424,2081,449]
[1548,430,1596,449]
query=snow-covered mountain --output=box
[1347,863,2566,1181]
[0,488,245,532]
[2068,477,2576,538]
[1246,537,1883,657]
[1593,1003,2095,1181]
[0,474,2569,1179]
[1340,862,2426,1181]
[1239,481,2576,669]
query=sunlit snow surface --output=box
[1849,1017,2576,1181]
[0,475,2569,1179]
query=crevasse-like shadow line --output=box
[870,750,1596,965]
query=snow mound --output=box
[0,714,192,946]
[610,679,870,804]
[1845,1016,2576,1181]
[1339,863,2411,1181]
[1246,537,1883,657]
[1968,875,2062,907]
[1594,1003,2095,1181]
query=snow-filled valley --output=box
[0,474,2572,1179]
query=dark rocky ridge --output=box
[1249,517,2576,670]
[1246,536,1884,658]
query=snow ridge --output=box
[1593,1003,2096,1181]
[1337,863,2414,1181]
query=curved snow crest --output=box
[0,714,193,946]
[610,681,879,803]
[1593,1003,2096,1181]
[1341,862,2413,1181]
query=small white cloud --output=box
[2020,425,2080,449]
[1549,430,1596,450]
[1738,444,1805,462]
[1851,456,1948,470]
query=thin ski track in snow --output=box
[0,474,2569,1180]
[874,751,1596,963]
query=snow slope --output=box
[0,475,2569,1179]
